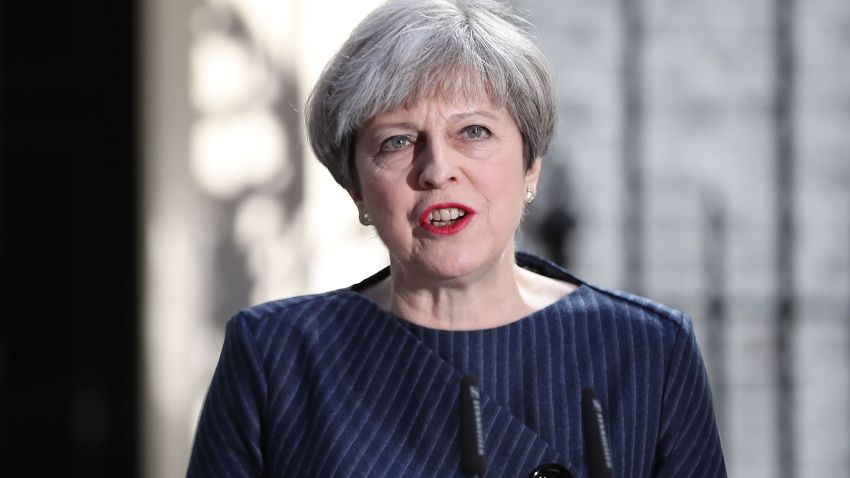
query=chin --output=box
[413,247,507,283]
[422,262,476,281]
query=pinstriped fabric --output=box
[187,253,726,477]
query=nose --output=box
[416,138,459,189]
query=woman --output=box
[188,1,726,477]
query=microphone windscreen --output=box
[581,388,615,478]
[460,373,487,476]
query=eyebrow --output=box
[447,110,498,121]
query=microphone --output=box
[581,388,615,478]
[459,373,487,477]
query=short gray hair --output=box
[305,0,556,192]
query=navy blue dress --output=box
[188,253,726,477]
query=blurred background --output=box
[1,0,848,477]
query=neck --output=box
[384,250,534,331]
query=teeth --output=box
[428,208,466,223]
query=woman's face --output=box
[352,94,541,282]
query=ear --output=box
[524,157,543,194]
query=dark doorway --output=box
[0,1,139,476]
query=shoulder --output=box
[518,252,691,340]
[582,285,692,334]
[225,289,373,345]
[558,283,694,354]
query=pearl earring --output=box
[359,210,372,226]
[523,188,535,205]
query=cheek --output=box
[361,177,407,220]
[479,161,526,198]
[477,166,526,226]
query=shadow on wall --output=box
[189,3,306,323]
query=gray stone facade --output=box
[516,0,850,476]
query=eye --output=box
[462,125,491,140]
[379,135,414,152]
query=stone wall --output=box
[516,0,850,476]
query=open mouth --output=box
[419,203,475,235]
[427,207,467,227]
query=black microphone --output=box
[459,373,487,477]
[581,388,615,478]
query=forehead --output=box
[361,64,503,118]
[369,93,506,125]
[405,66,501,109]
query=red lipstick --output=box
[419,202,475,235]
